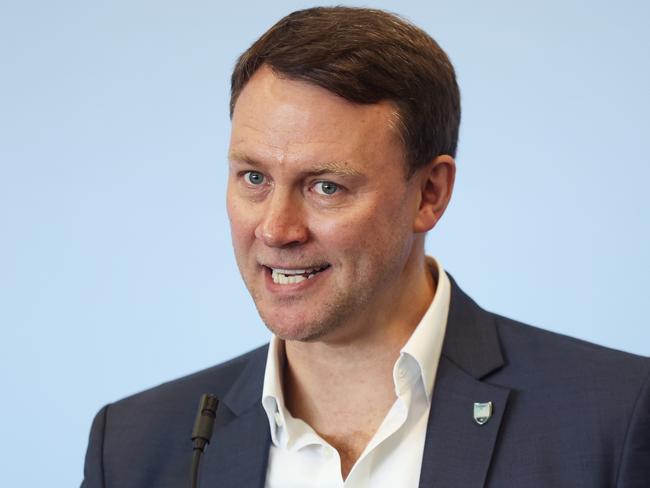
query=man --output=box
[82,6,649,487]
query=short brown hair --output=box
[230,6,460,175]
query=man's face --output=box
[227,66,423,343]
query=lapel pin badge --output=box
[473,401,493,425]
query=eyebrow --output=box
[228,151,363,178]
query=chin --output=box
[260,311,338,343]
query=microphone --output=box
[190,394,219,488]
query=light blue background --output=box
[1,0,648,485]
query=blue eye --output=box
[244,171,265,185]
[314,181,339,195]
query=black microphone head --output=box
[200,394,219,417]
[190,394,220,487]
[191,393,220,450]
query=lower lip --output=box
[263,266,331,294]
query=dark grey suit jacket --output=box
[82,277,650,487]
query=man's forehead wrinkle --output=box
[231,129,369,168]
[309,160,363,177]
[231,117,348,162]
[228,145,362,178]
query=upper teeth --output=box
[271,267,324,285]
[273,268,315,275]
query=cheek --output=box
[312,206,392,254]
[314,212,367,245]
[313,196,415,262]
[226,197,257,247]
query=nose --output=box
[254,189,309,248]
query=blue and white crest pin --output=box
[473,401,493,425]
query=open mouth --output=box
[266,264,331,285]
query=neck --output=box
[281,249,435,446]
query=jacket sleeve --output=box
[80,404,109,488]
[617,367,650,487]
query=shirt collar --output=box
[261,256,451,444]
[261,336,286,446]
[398,256,450,402]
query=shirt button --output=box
[274,412,283,426]
[398,368,407,378]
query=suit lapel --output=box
[419,275,511,487]
[199,347,271,488]
[418,356,510,487]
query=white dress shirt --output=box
[261,257,451,488]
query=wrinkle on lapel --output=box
[418,275,511,487]
[200,346,271,488]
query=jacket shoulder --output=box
[483,313,650,485]
[492,312,649,381]
[111,343,269,411]
[83,344,269,487]
[490,312,649,451]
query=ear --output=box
[412,155,456,233]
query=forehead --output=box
[229,66,405,170]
